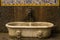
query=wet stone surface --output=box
[0,33,60,40]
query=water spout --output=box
[24,7,35,22]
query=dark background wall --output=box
[0,6,60,33]
[0,7,14,32]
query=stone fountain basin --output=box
[6,22,54,38]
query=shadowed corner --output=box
[47,24,59,39]
[0,0,1,6]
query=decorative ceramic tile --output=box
[1,0,59,6]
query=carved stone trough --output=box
[6,22,54,38]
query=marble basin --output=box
[6,22,54,38]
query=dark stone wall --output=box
[0,7,14,32]
[0,6,60,33]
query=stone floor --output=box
[0,33,60,40]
